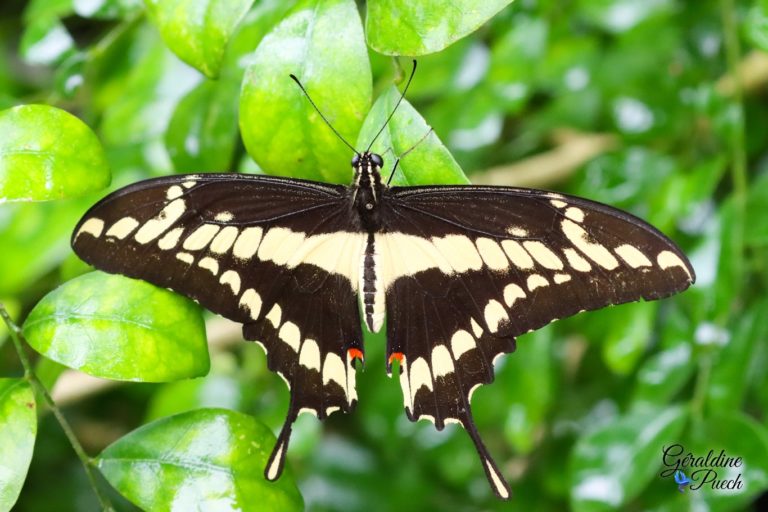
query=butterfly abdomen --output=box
[361,233,385,332]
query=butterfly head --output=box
[352,151,384,195]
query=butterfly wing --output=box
[378,185,695,498]
[72,173,367,480]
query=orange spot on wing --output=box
[348,348,364,361]
[389,352,404,365]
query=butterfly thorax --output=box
[351,151,386,231]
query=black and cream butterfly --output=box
[71,66,694,500]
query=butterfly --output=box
[71,62,695,499]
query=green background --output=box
[1,0,767,510]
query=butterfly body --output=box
[72,152,694,500]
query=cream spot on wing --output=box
[209,226,239,254]
[158,227,184,250]
[176,252,193,264]
[431,345,454,378]
[527,274,548,291]
[503,283,526,307]
[615,244,652,268]
[565,207,585,223]
[259,227,306,265]
[266,442,284,480]
[326,406,341,416]
[76,218,104,240]
[322,353,346,391]
[166,185,183,200]
[431,234,483,272]
[657,250,692,279]
[476,238,509,270]
[378,233,453,288]
[410,357,433,404]
[182,180,196,189]
[239,288,262,320]
[278,321,300,352]
[399,355,412,412]
[450,330,476,359]
[346,355,358,403]
[563,248,592,272]
[135,199,186,244]
[183,224,220,251]
[523,241,564,270]
[266,303,282,327]
[561,219,619,270]
[468,383,482,402]
[501,240,535,269]
[214,211,234,222]
[484,300,509,332]
[219,270,241,294]
[470,318,483,338]
[106,217,139,239]
[299,339,321,371]
[233,227,263,260]
[486,459,510,499]
[289,231,366,287]
[506,226,529,237]
[299,407,317,418]
[550,199,567,208]
[554,273,572,284]
[198,256,219,275]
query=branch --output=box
[472,131,618,188]
[0,303,115,511]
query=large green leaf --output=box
[0,198,92,296]
[240,0,371,183]
[569,405,688,512]
[366,0,514,55]
[356,86,468,186]
[144,0,255,78]
[97,408,303,511]
[165,77,241,172]
[0,105,110,202]
[0,379,37,512]
[22,271,209,382]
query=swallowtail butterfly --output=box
[71,63,694,499]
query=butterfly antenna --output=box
[366,59,418,153]
[289,74,359,154]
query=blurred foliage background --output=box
[1,0,767,510]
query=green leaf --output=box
[0,379,37,512]
[366,0,514,56]
[569,405,688,512]
[239,0,371,183]
[22,271,209,382]
[0,199,92,295]
[602,301,658,375]
[97,408,303,511]
[144,0,255,78]
[706,302,768,412]
[73,0,143,19]
[356,86,468,186]
[0,105,110,202]
[165,77,240,172]
[20,16,75,66]
[500,328,553,454]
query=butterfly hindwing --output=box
[72,173,367,481]
[379,185,694,498]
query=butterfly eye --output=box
[371,153,383,167]
[351,154,360,167]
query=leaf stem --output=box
[0,304,115,511]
